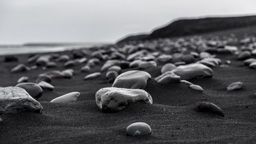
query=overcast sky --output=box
[1,0,256,44]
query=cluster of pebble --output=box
[1,34,255,136]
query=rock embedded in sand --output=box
[50,92,80,103]
[0,87,43,114]
[244,58,256,66]
[17,76,29,83]
[138,61,157,69]
[155,71,180,84]
[106,71,118,83]
[84,72,101,80]
[112,70,151,89]
[38,81,54,91]
[64,60,76,67]
[95,87,153,112]
[36,55,52,66]
[81,65,91,73]
[189,84,204,92]
[172,63,213,80]
[249,62,256,69]
[36,74,52,83]
[16,82,43,99]
[101,60,120,71]
[227,82,244,91]
[57,55,70,62]
[11,64,30,73]
[161,63,176,74]
[238,51,251,60]
[126,122,152,136]
[196,101,224,117]
[61,69,74,79]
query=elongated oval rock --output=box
[196,101,224,117]
[38,81,54,91]
[190,84,204,92]
[11,64,30,73]
[50,92,80,103]
[0,87,43,114]
[172,63,213,80]
[84,72,101,80]
[227,82,244,91]
[16,82,43,99]
[155,71,180,84]
[95,87,153,112]
[17,76,29,83]
[112,70,151,89]
[126,122,151,136]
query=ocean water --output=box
[0,43,108,56]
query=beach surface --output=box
[1,30,256,144]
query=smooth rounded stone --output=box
[155,71,180,84]
[129,60,143,68]
[50,92,80,103]
[57,55,70,62]
[224,45,238,53]
[106,71,118,83]
[92,51,104,60]
[46,61,57,68]
[64,60,77,67]
[38,81,54,91]
[112,70,151,89]
[17,76,29,83]
[27,55,39,64]
[95,87,153,112]
[30,65,38,70]
[181,54,196,64]
[108,66,121,73]
[11,64,30,73]
[200,52,211,59]
[72,50,84,59]
[180,80,193,86]
[61,69,74,79]
[87,58,100,67]
[141,55,155,61]
[127,50,148,61]
[126,122,151,136]
[36,74,52,83]
[238,51,251,60]
[161,63,176,74]
[84,72,101,80]
[249,62,256,69]
[81,65,91,73]
[172,63,213,80]
[157,54,172,63]
[16,83,43,99]
[4,55,18,62]
[0,87,43,114]
[78,57,87,64]
[227,82,244,91]
[36,55,52,66]
[196,101,224,117]
[189,84,204,92]
[101,60,120,71]
[244,58,256,66]
[44,70,64,79]
[174,61,186,66]
[198,58,221,67]
[138,61,157,69]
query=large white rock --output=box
[50,92,80,103]
[172,63,213,80]
[112,70,151,89]
[0,87,43,114]
[95,87,153,112]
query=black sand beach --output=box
[1,27,256,144]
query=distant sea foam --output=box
[0,43,109,56]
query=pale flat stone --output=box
[50,92,80,103]
[126,122,151,136]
